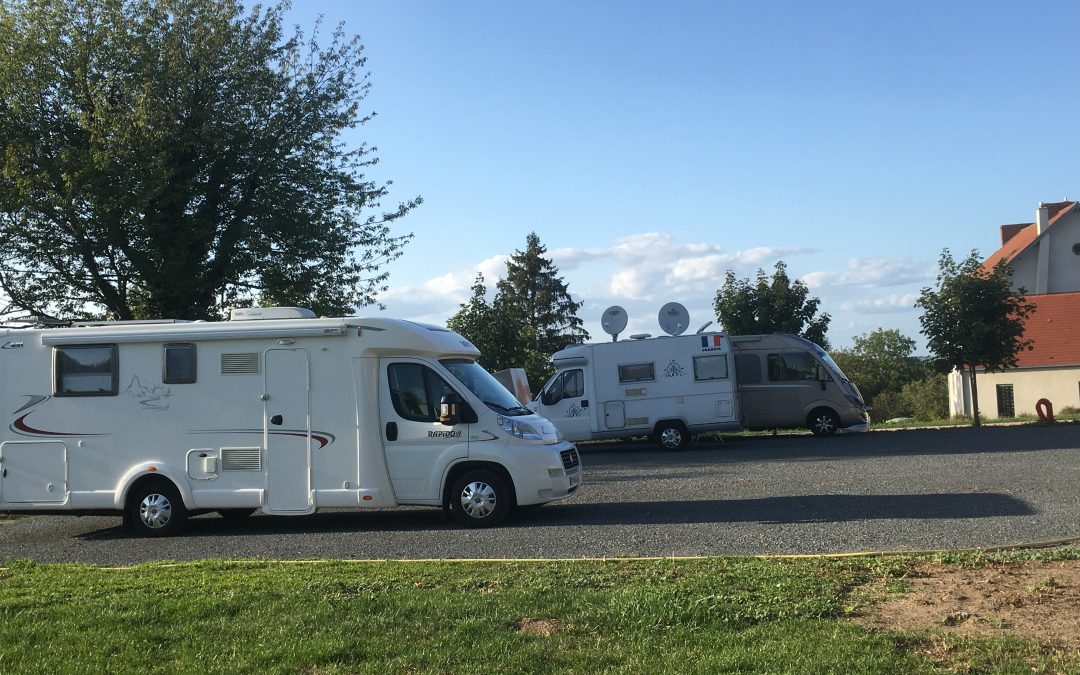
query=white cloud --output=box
[840,293,920,314]
[804,258,934,290]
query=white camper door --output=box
[380,359,469,501]
[263,349,313,514]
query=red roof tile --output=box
[983,223,1035,272]
[1014,292,1080,368]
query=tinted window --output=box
[388,363,457,423]
[734,354,761,384]
[55,345,119,396]
[618,362,655,383]
[163,343,196,383]
[767,352,818,381]
[693,355,729,381]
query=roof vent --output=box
[229,307,315,321]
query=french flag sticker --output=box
[701,335,723,350]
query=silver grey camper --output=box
[731,334,870,435]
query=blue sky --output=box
[283,1,1080,350]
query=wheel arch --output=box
[442,460,517,509]
[113,464,191,512]
[805,406,841,435]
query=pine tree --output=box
[496,232,589,355]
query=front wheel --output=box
[808,408,841,437]
[655,421,690,450]
[126,480,187,537]
[449,469,510,527]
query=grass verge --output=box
[2,550,1079,673]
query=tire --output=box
[808,408,841,437]
[218,508,256,521]
[449,469,510,527]
[655,421,690,450]
[126,480,187,537]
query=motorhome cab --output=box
[0,308,581,535]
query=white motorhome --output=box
[529,332,742,449]
[530,331,869,448]
[0,308,581,535]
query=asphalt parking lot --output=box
[1,424,1078,564]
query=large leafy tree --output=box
[713,261,831,348]
[831,328,926,403]
[0,0,417,320]
[496,232,589,355]
[916,249,1035,427]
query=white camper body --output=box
[0,312,581,534]
[530,332,869,447]
[529,332,741,449]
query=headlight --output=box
[497,415,543,441]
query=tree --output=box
[446,274,549,391]
[916,249,1035,427]
[0,0,417,320]
[713,261,831,348]
[831,328,926,403]
[496,232,589,355]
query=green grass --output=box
[2,551,1079,673]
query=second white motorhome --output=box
[530,330,869,448]
[0,309,582,535]
[529,332,743,449]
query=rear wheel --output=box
[126,480,187,537]
[808,408,841,437]
[655,421,690,450]
[449,469,510,527]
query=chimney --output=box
[1036,203,1050,235]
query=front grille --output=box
[560,447,580,471]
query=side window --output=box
[618,362,655,383]
[388,363,457,423]
[734,353,761,384]
[55,344,119,396]
[163,343,197,384]
[767,352,818,381]
[693,355,729,381]
[544,370,583,404]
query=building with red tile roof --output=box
[950,201,1080,419]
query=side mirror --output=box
[540,390,555,406]
[439,393,462,426]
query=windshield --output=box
[440,359,531,416]
[815,347,848,381]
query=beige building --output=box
[949,201,1080,419]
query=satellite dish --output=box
[658,302,690,336]
[601,306,628,341]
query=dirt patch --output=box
[856,559,1080,648]
[514,617,561,637]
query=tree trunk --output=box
[968,364,981,428]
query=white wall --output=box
[949,366,1080,418]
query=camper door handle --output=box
[270,414,283,426]
[386,422,398,442]
[581,400,589,408]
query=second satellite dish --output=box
[658,302,690,336]
[601,306,628,341]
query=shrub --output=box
[902,374,949,421]
[870,390,911,422]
